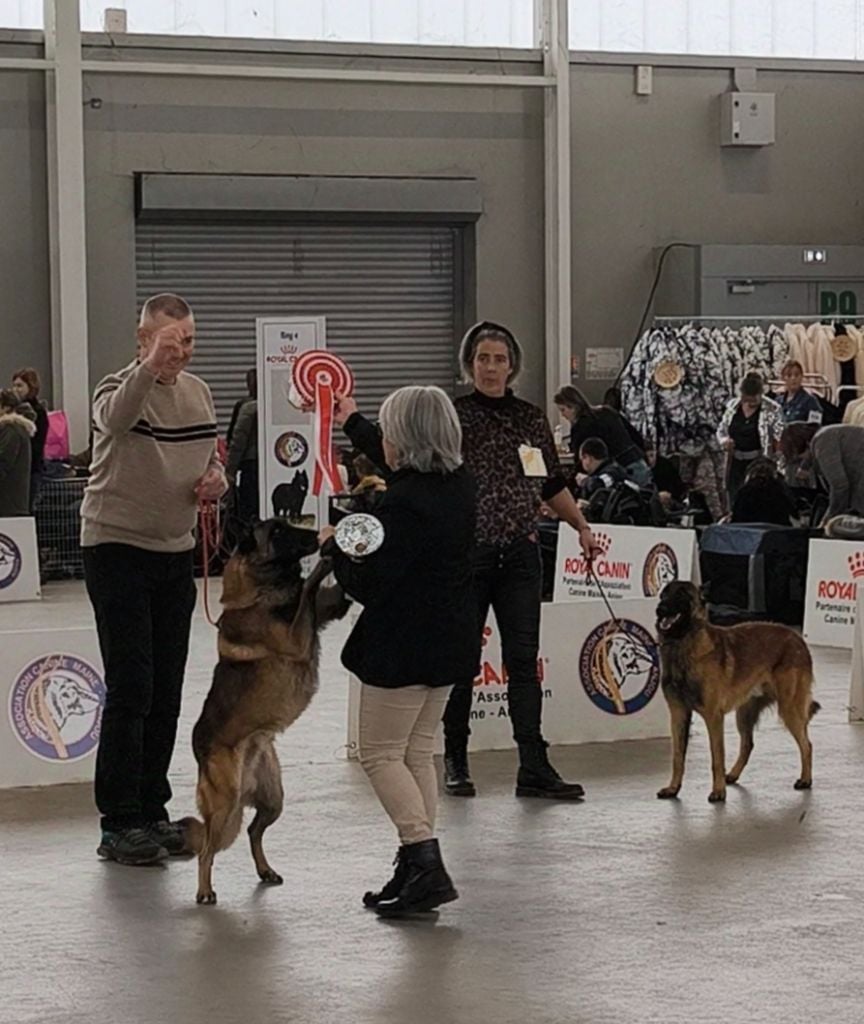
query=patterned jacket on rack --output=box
[716,396,784,457]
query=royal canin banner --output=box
[804,539,864,649]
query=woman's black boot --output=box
[375,839,458,918]
[363,847,408,908]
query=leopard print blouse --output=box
[455,390,566,546]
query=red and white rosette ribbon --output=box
[292,350,354,495]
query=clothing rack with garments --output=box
[619,316,864,519]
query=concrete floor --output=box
[1,582,862,1024]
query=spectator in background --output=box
[730,457,796,527]
[555,385,652,488]
[778,361,822,426]
[603,385,646,454]
[717,373,783,508]
[577,437,626,503]
[11,367,48,510]
[811,424,864,522]
[645,446,687,504]
[0,389,35,517]
[226,368,256,448]
[225,369,258,528]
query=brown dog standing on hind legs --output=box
[655,581,820,804]
[179,518,350,904]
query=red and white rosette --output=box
[292,350,354,495]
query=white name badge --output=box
[518,444,548,478]
[808,410,823,424]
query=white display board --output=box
[256,316,326,525]
[0,517,41,603]
[0,628,105,788]
[554,524,699,604]
[347,599,669,756]
[803,538,864,649]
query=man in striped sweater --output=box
[82,293,227,866]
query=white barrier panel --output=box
[0,517,41,603]
[554,524,699,603]
[0,628,104,788]
[803,538,864,649]
[347,599,669,756]
[848,589,864,722]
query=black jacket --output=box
[568,407,643,467]
[731,479,796,527]
[330,463,479,688]
[580,458,627,500]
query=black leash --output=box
[587,562,621,628]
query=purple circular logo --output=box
[0,533,22,590]
[9,654,106,763]
[579,619,660,716]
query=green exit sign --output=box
[820,290,858,316]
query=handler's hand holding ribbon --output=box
[291,350,355,495]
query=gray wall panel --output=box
[0,72,50,404]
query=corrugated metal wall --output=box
[135,221,460,430]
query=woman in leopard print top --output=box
[338,320,600,801]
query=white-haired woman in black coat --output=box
[321,384,476,918]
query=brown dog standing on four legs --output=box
[179,519,350,904]
[655,581,819,804]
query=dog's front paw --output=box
[258,869,284,885]
[708,789,726,803]
[656,786,680,800]
[196,890,217,905]
[794,778,813,791]
[725,773,740,785]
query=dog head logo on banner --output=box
[579,620,660,716]
[642,543,679,597]
[273,431,310,469]
[0,533,22,590]
[9,654,106,762]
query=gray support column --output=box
[539,0,572,413]
[44,0,90,448]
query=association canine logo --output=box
[0,532,22,590]
[9,654,106,763]
[642,543,679,597]
[579,619,660,716]
[274,431,309,468]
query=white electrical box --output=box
[720,91,775,147]
[103,7,128,33]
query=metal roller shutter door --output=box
[135,221,459,430]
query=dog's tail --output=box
[809,700,822,720]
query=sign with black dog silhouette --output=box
[256,317,327,527]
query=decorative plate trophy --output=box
[334,513,385,560]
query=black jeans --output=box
[443,536,544,747]
[83,544,197,831]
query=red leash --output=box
[198,500,223,628]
